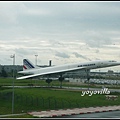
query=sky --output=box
[0,1,120,72]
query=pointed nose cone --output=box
[108,61,120,67]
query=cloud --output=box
[72,52,91,61]
[55,51,70,58]
[0,2,26,24]
[0,1,120,71]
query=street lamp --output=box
[35,55,38,86]
[10,54,15,78]
[35,55,38,66]
[10,54,15,114]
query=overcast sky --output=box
[0,1,120,71]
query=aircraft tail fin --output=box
[23,59,37,71]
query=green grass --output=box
[0,78,120,118]
[0,87,120,113]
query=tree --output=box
[1,66,8,77]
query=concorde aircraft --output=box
[16,59,120,80]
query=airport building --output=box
[0,65,22,73]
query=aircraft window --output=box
[109,60,116,62]
[78,65,82,67]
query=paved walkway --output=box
[0,113,26,118]
[28,105,120,118]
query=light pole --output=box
[35,54,38,66]
[10,54,15,114]
[35,55,38,86]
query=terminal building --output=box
[0,65,22,73]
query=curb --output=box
[28,105,120,118]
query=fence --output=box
[0,92,82,115]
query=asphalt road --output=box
[55,110,120,118]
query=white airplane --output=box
[17,59,120,80]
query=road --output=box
[2,85,120,92]
[55,110,120,118]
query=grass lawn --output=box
[0,78,120,118]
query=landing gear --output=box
[85,69,90,90]
[44,74,65,88]
[46,78,52,87]
[58,74,64,88]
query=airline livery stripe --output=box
[23,65,27,69]
[24,59,35,68]
[24,60,34,68]
[24,60,32,68]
